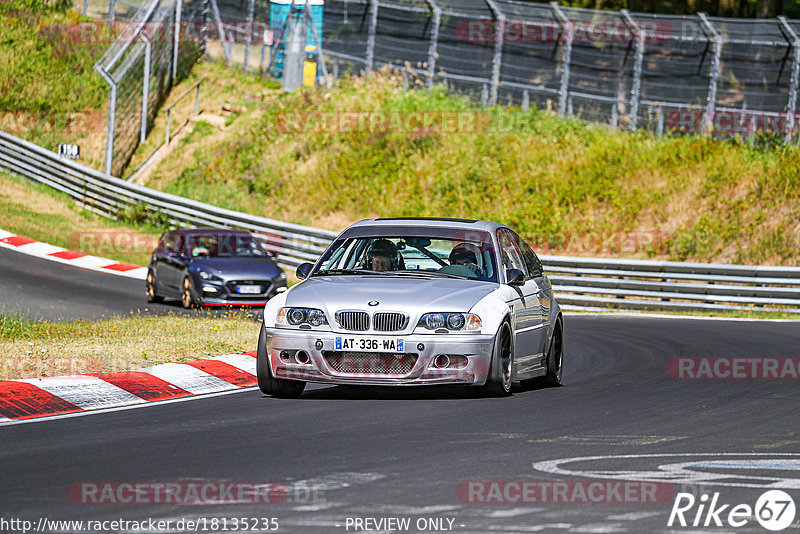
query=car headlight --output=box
[198,271,222,282]
[418,313,481,331]
[276,307,328,327]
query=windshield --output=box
[314,232,498,282]
[188,233,268,258]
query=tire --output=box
[482,320,514,397]
[543,319,563,387]
[145,271,163,303]
[181,275,198,309]
[256,325,306,399]
[522,318,563,389]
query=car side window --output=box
[516,234,543,278]
[163,233,178,254]
[157,234,168,254]
[497,229,528,277]
[174,233,186,256]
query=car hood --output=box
[286,275,498,314]
[192,257,280,279]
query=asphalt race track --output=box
[1,246,799,533]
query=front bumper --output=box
[199,279,286,306]
[264,328,495,386]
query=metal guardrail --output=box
[0,131,337,271]
[1,129,799,314]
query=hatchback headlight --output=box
[198,270,222,282]
[418,313,481,331]
[277,307,328,327]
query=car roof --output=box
[175,228,252,236]
[349,217,506,233]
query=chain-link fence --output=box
[319,0,800,142]
[93,0,207,177]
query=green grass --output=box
[0,2,112,167]
[0,310,259,379]
[0,170,168,266]
[0,5,108,113]
[142,69,800,266]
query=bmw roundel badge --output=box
[368,300,379,306]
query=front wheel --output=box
[181,276,198,309]
[256,325,306,398]
[481,321,514,397]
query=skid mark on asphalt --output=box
[606,510,662,520]
[526,435,686,446]
[287,472,386,492]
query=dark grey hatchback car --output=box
[146,229,287,308]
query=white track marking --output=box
[533,453,800,489]
[141,363,235,394]
[14,376,144,409]
[0,229,147,280]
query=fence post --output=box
[95,66,117,176]
[424,0,441,89]
[195,81,201,116]
[621,9,644,131]
[365,0,379,76]
[698,13,721,134]
[243,0,255,73]
[779,16,800,143]
[551,2,573,116]
[200,0,209,57]
[140,30,152,145]
[484,0,505,106]
[83,0,88,15]
[209,0,232,66]
[172,0,183,81]
[522,90,529,111]
[305,6,330,87]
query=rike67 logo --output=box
[668,490,796,531]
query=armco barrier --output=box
[0,131,337,270]
[1,129,799,314]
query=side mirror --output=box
[505,268,525,286]
[295,262,314,280]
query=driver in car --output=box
[449,243,482,276]
[366,239,400,272]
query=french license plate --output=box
[236,285,262,294]
[335,336,404,353]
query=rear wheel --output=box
[522,318,563,389]
[145,271,163,303]
[482,321,513,397]
[544,319,563,386]
[256,325,306,398]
